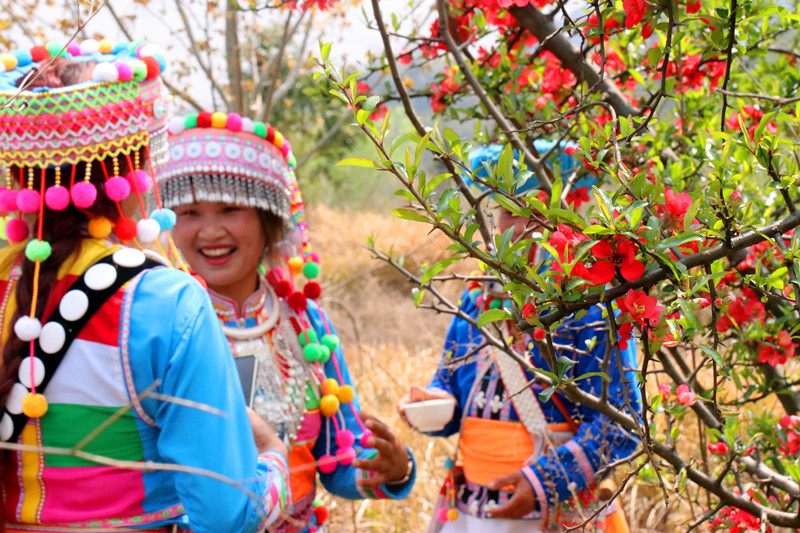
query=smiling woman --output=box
[157,111,417,533]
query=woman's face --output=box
[497,206,540,241]
[172,201,268,303]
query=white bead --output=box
[18,357,45,389]
[7,383,29,415]
[241,117,255,133]
[84,262,118,291]
[136,218,161,244]
[60,290,89,321]
[112,247,146,268]
[14,316,42,341]
[168,116,186,135]
[39,322,66,354]
[0,413,13,441]
[79,39,100,55]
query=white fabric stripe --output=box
[440,512,546,533]
[44,339,128,407]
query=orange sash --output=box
[459,417,574,486]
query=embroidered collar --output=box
[209,276,270,322]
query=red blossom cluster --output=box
[716,287,765,333]
[725,105,777,140]
[649,53,726,93]
[711,497,769,533]
[779,415,800,456]
[757,331,796,367]
[707,441,729,454]
[657,382,695,405]
[622,0,703,35]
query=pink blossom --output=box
[676,384,696,406]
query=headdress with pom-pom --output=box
[0,37,177,441]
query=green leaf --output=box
[421,257,460,285]
[356,109,369,125]
[320,41,332,63]
[654,234,703,249]
[539,386,557,403]
[329,89,349,105]
[477,309,512,327]
[556,356,577,379]
[363,95,381,112]
[336,157,379,168]
[391,208,429,224]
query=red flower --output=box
[618,322,633,350]
[659,382,671,401]
[686,0,701,13]
[664,188,692,220]
[641,21,654,39]
[676,384,696,406]
[589,238,645,284]
[566,186,590,208]
[708,441,729,454]
[779,430,800,456]
[623,0,646,28]
[779,415,800,429]
[617,289,664,326]
[522,302,537,320]
[758,344,785,367]
[398,49,413,65]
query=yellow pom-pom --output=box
[0,53,18,71]
[446,508,458,521]
[98,39,114,54]
[319,394,340,417]
[273,131,284,149]
[21,392,48,418]
[88,216,113,239]
[323,378,339,395]
[288,256,303,276]
[211,112,228,128]
[336,384,354,404]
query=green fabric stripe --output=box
[40,404,144,468]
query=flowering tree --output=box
[315,0,800,529]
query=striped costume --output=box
[0,239,290,532]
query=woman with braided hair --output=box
[0,39,289,532]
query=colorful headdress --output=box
[0,37,175,437]
[158,111,312,263]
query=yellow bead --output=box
[211,112,228,128]
[323,378,339,395]
[22,393,48,418]
[319,394,340,417]
[446,509,458,521]
[288,256,303,276]
[0,53,18,71]
[273,131,284,149]
[98,39,114,54]
[336,384,354,404]
[88,216,113,239]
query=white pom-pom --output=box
[79,39,100,55]
[14,316,42,341]
[137,43,163,58]
[241,117,255,133]
[92,62,119,83]
[136,218,161,243]
[287,228,304,245]
[168,116,186,135]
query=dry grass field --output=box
[306,205,798,533]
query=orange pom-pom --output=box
[288,256,303,276]
[319,394,340,417]
[22,392,48,418]
[336,385,354,404]
[88,216,113,239]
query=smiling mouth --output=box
[199,247,235,259]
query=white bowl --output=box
[403,398,456,432]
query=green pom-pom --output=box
[131,60,147,82]
[321,334,339,352]
[298,328,318,347]
[0,218,7,241]
[184,113,198,129]
[318,345,331,364]
[253,122,267,138]
[313,498,324,507]
[302,261,320,279]
[303,343,323,362]
[45,41,65,57]
[288,154,297,168]
[488,298,501,310]
[25,239,52,262]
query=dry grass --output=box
[305,205,773,532]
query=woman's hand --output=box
[352,412,412,488]
[247,407,288,457]
[396,384,455,429]
[486,471,537,519]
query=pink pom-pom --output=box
[16,189,41,213]
[318,454,338,474]
[335,429,355,448]
[105,176,131,201]
[226,113,243,132]
[0,189,19,213]
[437,508,450,523]
[66,43,81,56]
[6,217,29,243]
[71,181,97,209]
[115,60,133,82]
[126,170,151,193]
[360,430,373,447]
[337,446,356,466]
[309,251,320,263]
[45,186,70,211]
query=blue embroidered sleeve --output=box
[525,307,641,508]
[129,268,290,532]
[306,302,416,501]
